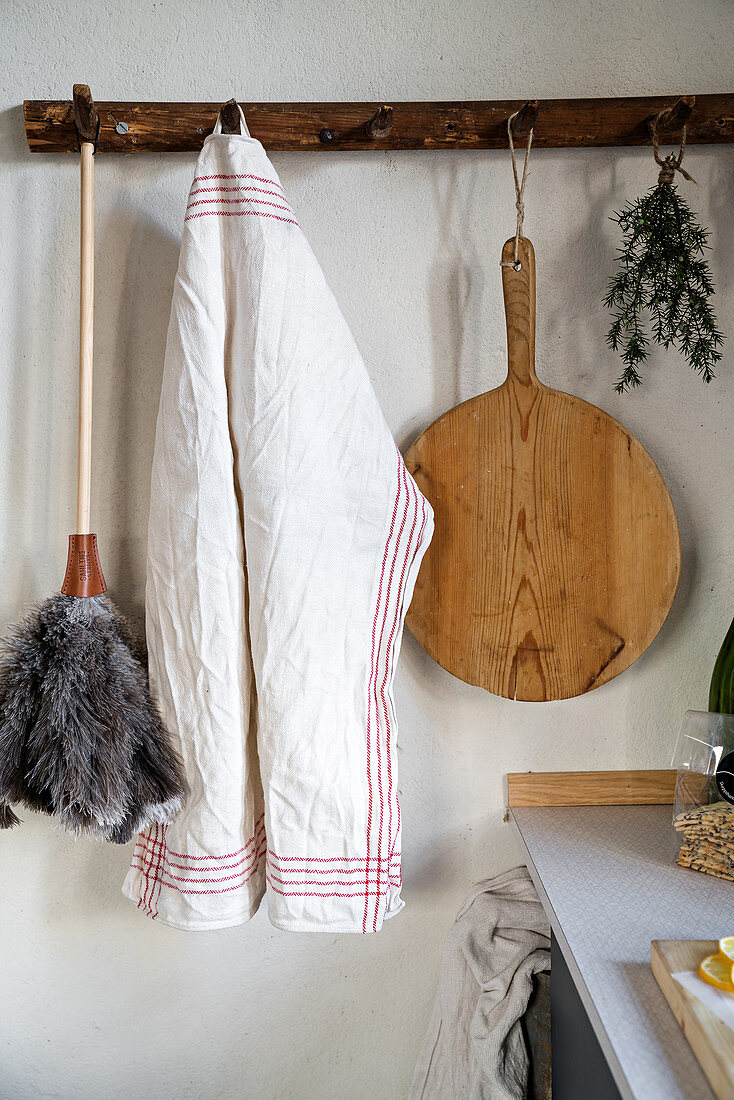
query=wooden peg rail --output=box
[23,94,734,154]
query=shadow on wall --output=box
[2,102,181,644]
[37,209,180,924]
[428,157,486,417]
[2,143,180,917]
[2,105,73,602]
[543,147,623,406]
[93,212,180,643]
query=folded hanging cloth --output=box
[122,105,433,932]
[410,867,551,1100]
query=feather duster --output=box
[0,594,185,842]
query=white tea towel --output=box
[122,106,433,932]
[410,867,550,1099]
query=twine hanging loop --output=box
[501,110,534,270]
[651,118,697,187]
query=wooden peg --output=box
[365,105,393,140]
[510,100,539,140]
[648,95,695,136]
[219,98,242,135]
[72,83,100,149]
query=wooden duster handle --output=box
[501,236,538,386]
[77,140,94,534]
[62,86,106,597]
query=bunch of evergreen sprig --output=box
[604,160,724,393]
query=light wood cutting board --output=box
[404,237,681,701]
[652,939,734,1100]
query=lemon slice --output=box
[699,953,734,993]
[719,937,734,962]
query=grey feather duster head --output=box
[0,594,186,842]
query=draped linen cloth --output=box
[122,108,433,932]
[410,868,551,1099]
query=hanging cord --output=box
[651,117,697,187]
[501,110,534,270]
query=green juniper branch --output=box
[604,179,723,393]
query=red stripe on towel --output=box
[153,823,168,918]
[363,460,402,933]
[137,818,265,869]
[268,858,400,876]
[140,822,162,918]
[268,851,399,864]
[137,813,265,863]
[186,197,295,215]
[268,871,394,889]
[133,842,267,887]
[129,814,268,914]
[371,460,412,930]
[185,208,299,226]
[189,185,285,200]
[192,173,284,190]
[382,466,424,907]
[131,850,266,896]
[137,824,154,914]
[133,836,268,880]
[266,874,379,901]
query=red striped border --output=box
[131,841,267,897]
[387,484,427,868]
[371,461,416,930]
[185,175,298,226]
[136,822,155,916]
[137,813,265,866]
[382,474,421,901]
[130,814,267,910]
[265,846,401,910]
[361,452,427,932]
[135,830,266,881]
[266,875,386,901]
[363,462,401,931]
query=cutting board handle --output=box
[501,236,537,386]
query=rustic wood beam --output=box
[23,94,734,154]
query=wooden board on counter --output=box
[652,940,734,1100]
[507,769,677,806]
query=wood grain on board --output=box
[652,940,734,1100]
[23,94,734,153]
[405,237,681,701]
[507,769,678,807]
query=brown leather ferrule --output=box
[61,533,107,597]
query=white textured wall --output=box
[1,2,733,1097]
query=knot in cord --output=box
[501,111,533,269]
[651,120,697,188]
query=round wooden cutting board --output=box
[405,237,681,702]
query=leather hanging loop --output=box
[61,534,107,597]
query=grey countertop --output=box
[510,804,734,1100]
